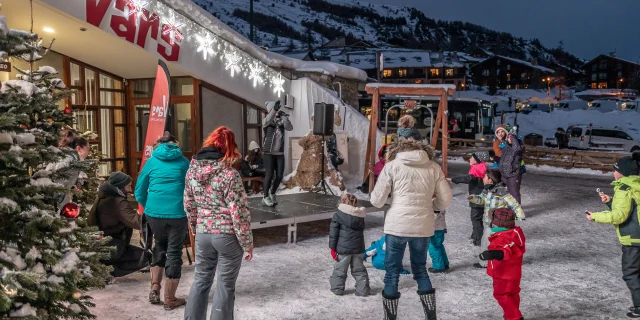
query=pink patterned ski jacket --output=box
[183,149,253,252]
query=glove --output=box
[331,248,338,261]
[479,250,504,261]
[499,141,506,149]
[509,125,519,136]
[274,100,281,111]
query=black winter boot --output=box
[419,289,437,320]
[382,293,399,320]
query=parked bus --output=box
[358,97,496,141]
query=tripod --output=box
[313,135,334,195]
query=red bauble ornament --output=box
[64,106,72,114]
[19,124,28,129]
[61,202,80,219]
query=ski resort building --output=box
[2,0,372,180]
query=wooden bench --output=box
[242,176,264,194]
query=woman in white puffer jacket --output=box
[370,139,452,320]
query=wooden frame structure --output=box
[364,83,456,192]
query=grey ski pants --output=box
[622,245,640,309]
[330,254,370,296]
[184,234,244,320]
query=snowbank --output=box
[501,109,640,141]
[163,0,367,81]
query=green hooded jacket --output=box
[592,176,640,246]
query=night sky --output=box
[363,0,640,62]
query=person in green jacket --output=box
[134,132,190,310]
[587,152,640,318]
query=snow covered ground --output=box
[88,163,630,319]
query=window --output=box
[506,84,511,89]
[67,60,127,176]
[496,69,500,76]
[430,68,440,77]
[599,73,607,80]
[618,131,632,140]
[521,72,528,79]
[445,68,454,77]
[618,71,623,78]
[496,59,501,66]
[383,69,392,78]
[506,64,511,71]
[506,73,511,82]
[570,128,582,137]
[598,82,608,89]
[591,74,597,81]
[618,63,623,70]
[398,69,407,77]
[482,69,489,76]
[599,60,607,69]
[592,64,597,72]
[591,82,597,89]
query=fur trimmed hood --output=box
[337,204,366,218]
[385,140,435,162]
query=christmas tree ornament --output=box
[19,124,28,129]
[60,202,80,219]
[28,166,33,177]
[72,291,81,299]
[47,117,54,123]
[64,105,72,114]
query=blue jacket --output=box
[134,143,190,219]
[364,235,411,274]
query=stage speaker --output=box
[313,103,334,136]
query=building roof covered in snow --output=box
[473,55,555,74]
[583,54,640,68]
[163,0,368,81]
[327,49,466,71]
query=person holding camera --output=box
[261,100,293,207]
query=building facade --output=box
[471,55,555,90]
[583,54,640,90]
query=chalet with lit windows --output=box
[471,55,555,90]
[328,49,468,90]
[583,54,640,90]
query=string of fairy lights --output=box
[120,0,286,97]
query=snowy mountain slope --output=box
[192,0,583,68]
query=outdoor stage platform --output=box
[248,192,386,243]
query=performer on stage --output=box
[262,100,293,207]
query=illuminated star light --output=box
[225,52,242,77]
[122,0,156,24]
[196,33,217,60]
[248,62,265,87]
[272,73,285,97]
[161,12,184,45]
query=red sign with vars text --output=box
[138,60,171,214]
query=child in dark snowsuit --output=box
[329,194,371,296]
[449,151,490,246]
[479,208,526,320]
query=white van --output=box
[567,125,640,152]
[553,100,588,111]
[588,99,620,112]
[621,100,639,112]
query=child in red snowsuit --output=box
[479,208,526,320]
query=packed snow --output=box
[9,303,36,318]
[52,252,80,275]
[87,163,631,319]
[0,80,41,97]
[0,197,18,211]
[12,132,36,145]
[0,248,27,271]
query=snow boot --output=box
[149,266,163,305]
[382,293,399,320]
[163,278,186,310]
[428,267,446,273]
[270,192,278,205]
[628,310,640,319]
[419,289,437,320]
[473,262,487,269]
[262,196,274,207]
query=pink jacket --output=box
[374,159,386,180]
[469,162,487,179]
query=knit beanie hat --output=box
[491,208,516,229]
[472,151,491,163]
[397,127,414,139]
[614,152,640,177]
[108,171,132,189]
[339,193,358,207]
[495,125,508,136]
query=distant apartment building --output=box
[471,55,555,90]
[583,54,640,90]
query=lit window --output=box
[507,73,511,82]
[383,69,392,78]
[430,68,440,77]
[445,69,454,77]
[398,69,407,77]
[591,82,597,89]
[598,82,608,89]
[506,84,511,89]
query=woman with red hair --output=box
[183,126,253,320]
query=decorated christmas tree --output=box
[0,14,112,319]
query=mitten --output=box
[509,125,519,136]
[331,248,338,261]
[499,141,506,149]
[479,250,504,261]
